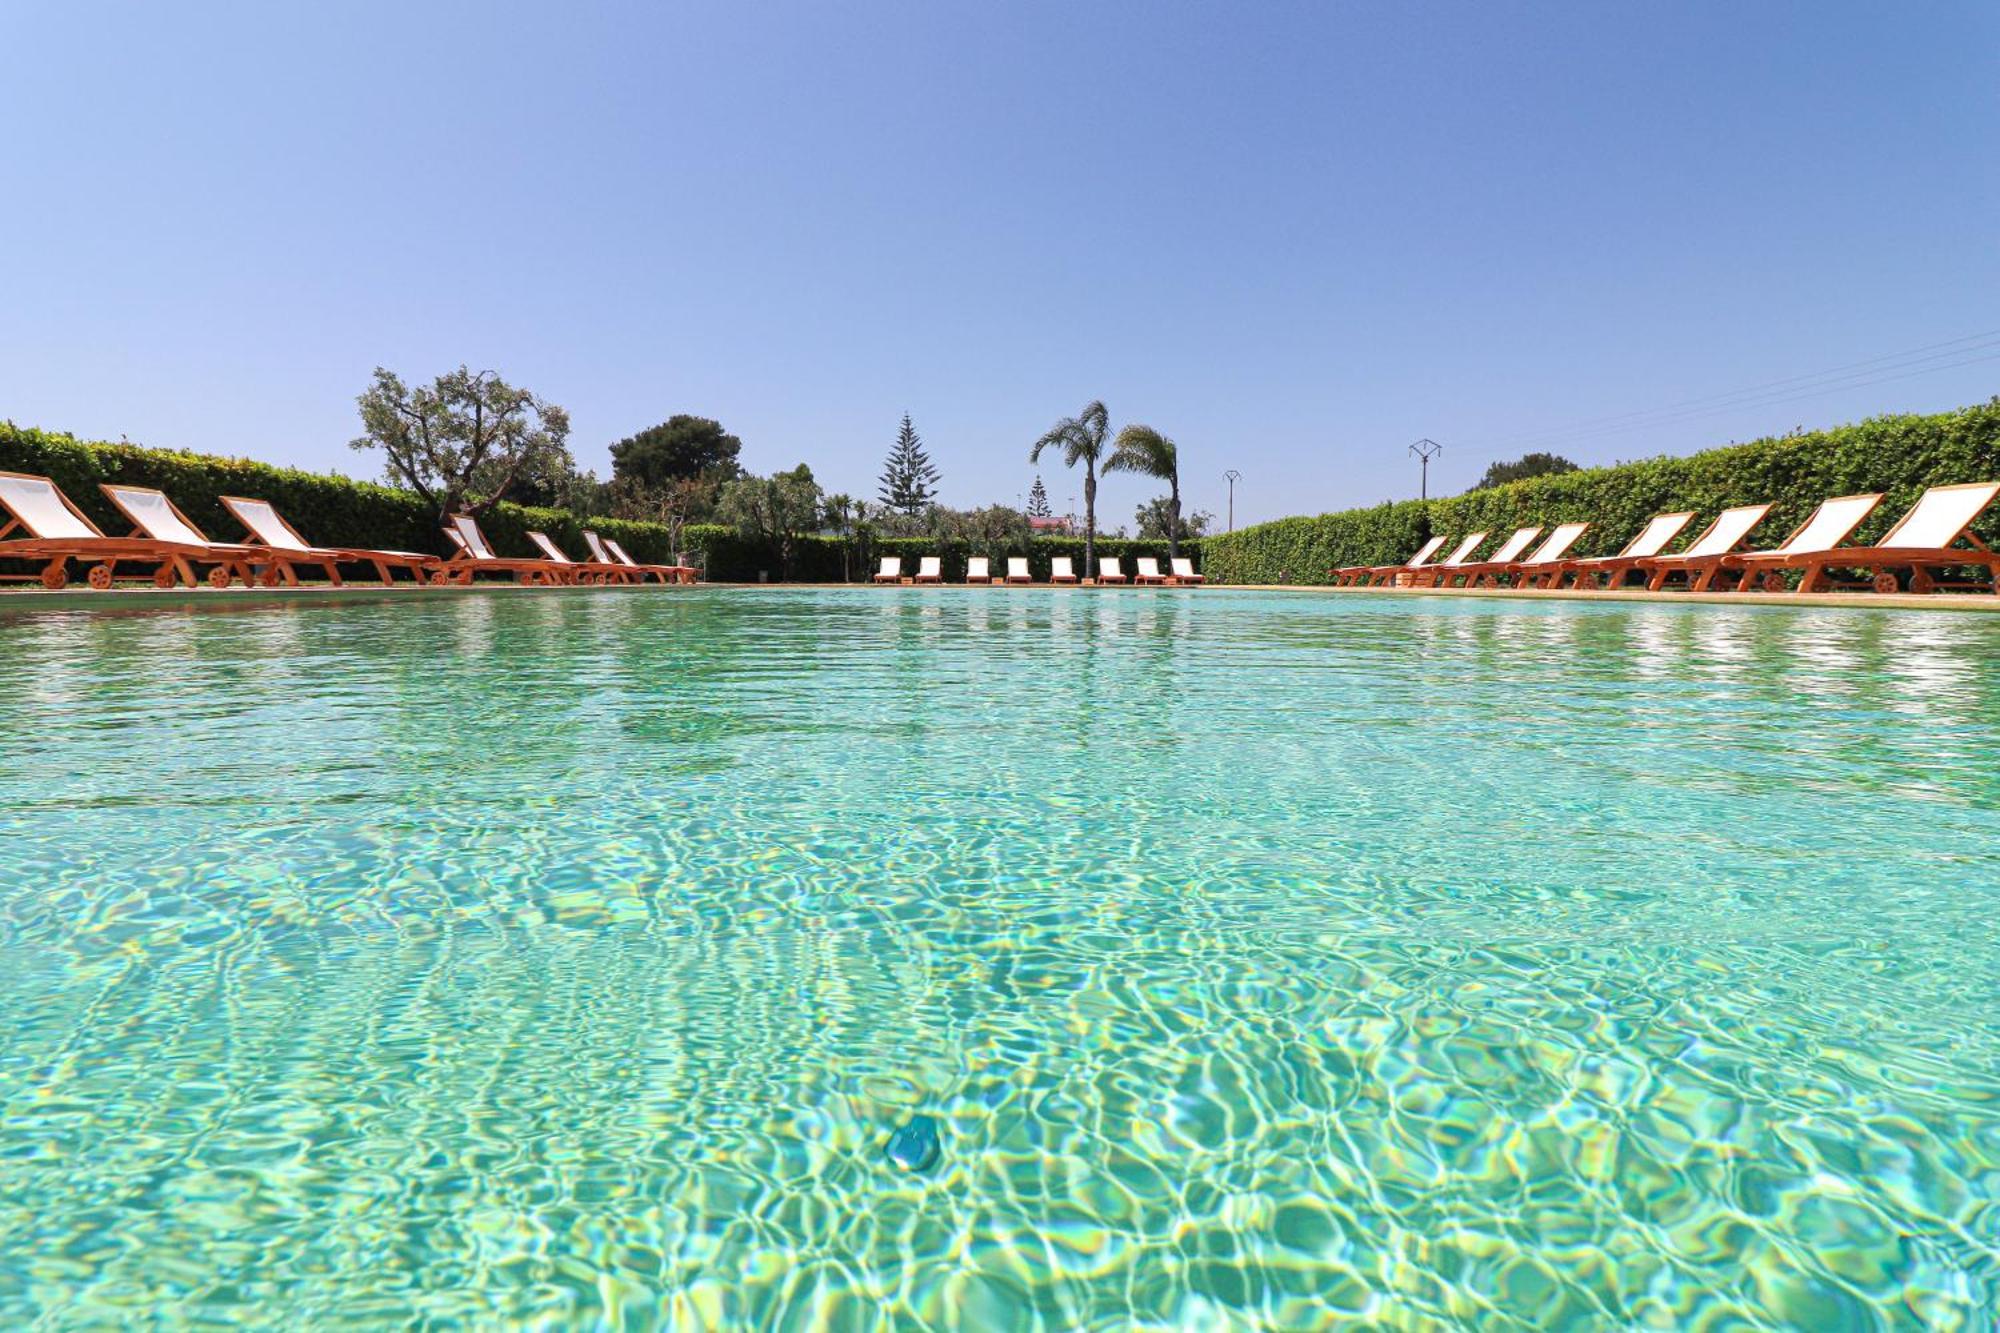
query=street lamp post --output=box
[1408,439,1442,501]
[1224,470,1242,533]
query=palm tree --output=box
[1029,400,1110,574]
[1106,425,1183,558]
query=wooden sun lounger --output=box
[1170,557,1205,585]
[1134,557,1169,585]
[873,556,904,583]
[1005,557,1033,584]
[101,483,275,588]
[440,514,567,585]
[0,471,248,590]
[1050,556,1079,584]
[915,556,943,583]
[965,556,993,584]
[1553,512,1696,590]
[529,531,629,584]
[1432,527,1541,588]
[220,495,440,587]
[1639,496,1874,593]
[1336,534,1446,587]
[1098,555,1128,584]
[1721,481,2000,594]
[1494,523,1590,589]
[597,535,695,584]
[1633,504,1773,591]
[1405,532,1489,588]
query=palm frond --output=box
[1105,425,1177,480]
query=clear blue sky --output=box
[4,2,1995,528]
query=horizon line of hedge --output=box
[685,528,1202,583]
[1200,399,2000,584]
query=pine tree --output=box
[878,413,941,515]
[1026,475,1051,517]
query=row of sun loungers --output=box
[1332,482,2000,596]
[0,471,695,590]
[872,555,1205,586]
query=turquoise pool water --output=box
[2,587,1998,1328]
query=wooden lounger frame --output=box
[1721,483,2000,595]
[1433,527,1542,589]
[1644,497,1878,593]
[438,515,566,585]
[1336,535,1447,587]
[1550,512,1697,591]
[0,472,251,589]
[1636,505,1777,592]
[220,495,440,587]
[596,535,696,584]
[528,531,629,585]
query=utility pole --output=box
[1224,470,1242,533]
[1408,439,1442,501]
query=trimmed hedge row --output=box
[688,530,1204,583]
[1201,401,2000,584]
[0,423,1206,583]
[0,423,683,567]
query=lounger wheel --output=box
[208,566,234,589]
[42,564,71,590]
[259,565,284,588]
[88,564,114,589]
[153,567,178,589]
[1872,571,1902,594]
[1906,570,1934,595]
[1759,571,1786,593]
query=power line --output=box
[1477,327,2000,450]
[1461,333,2000,462]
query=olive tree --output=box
[350,365,575,522]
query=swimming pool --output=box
[1,587,1996,1326]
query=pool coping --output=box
[719,582,2000,612]
[0,582,671,613]
[4,580,1997,614]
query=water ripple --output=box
[1,588,1998,1326]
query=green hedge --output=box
[0,423,1206,584]
[684,529,1203,583]
[0,424,683,569]
[1201,401,2000,584]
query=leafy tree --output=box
[1029,400,1110,574]
[609,415,745,489]
[822,492,860,581]
[1104,424,1185,558]
[878,413,941,514]
[1470,452,1580,491]
[607,474,714,556]
[350,365,574,522]
[715,464,824,579]
[1135,497,1212,541]
[1026,476,1051,517]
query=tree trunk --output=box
[1083,464,1097,574]
[1168,475,1181,561]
